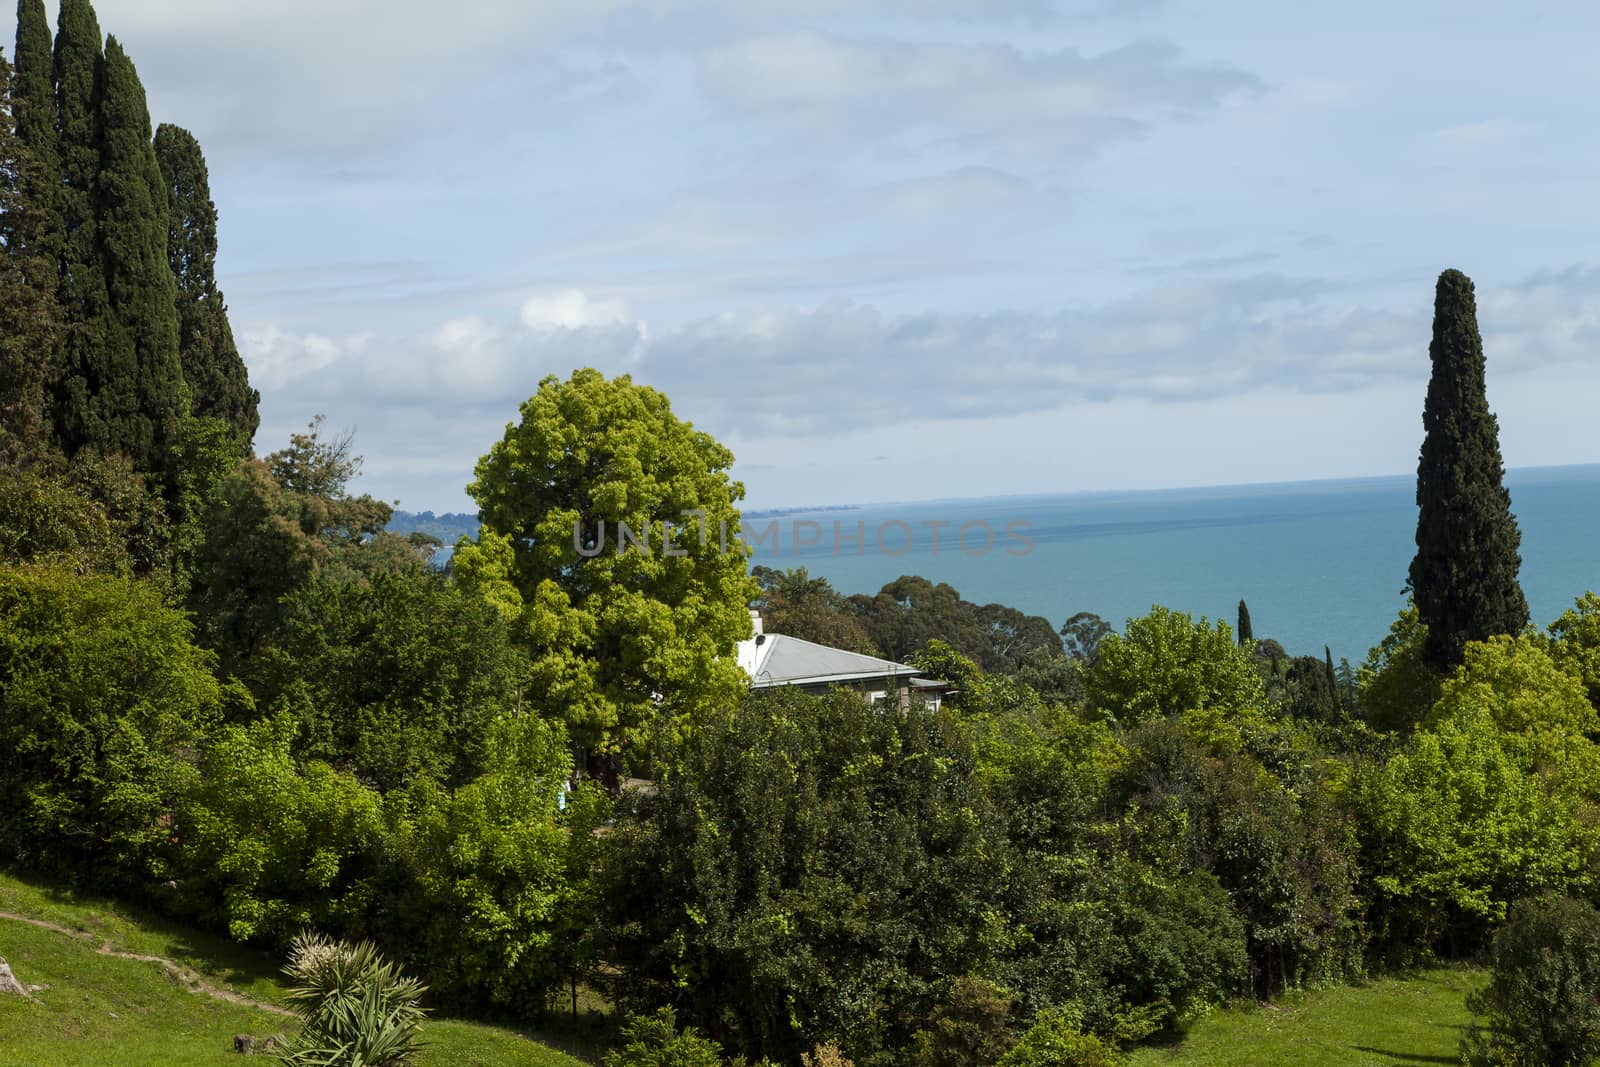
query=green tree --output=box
[1082,606,1264,725]
[1114,714,1360,994]
[1359,703,1596,951]
[1409,269,1528,672]
[48,0,111,458]
[0,45,61,463]
[1357,604,1441,733]
[1425,634,1600,784]
[247,567,532,791]
[751,566,878,654]
[0,566,229,885]
[89,36,185,485]
[597,688,1010,1063]
[1462,896,1600,1067]
[176,712,384,943]
[190,420,394,672]
[1060,611,1113,664]
[459,369,756,763]
[153,123,258,448]
[1236,600,1252,646]
[11,3,58,241]
[1548,592,1600,711]
[847,575,1060,672]
[382,715,605,1017]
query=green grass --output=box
[0,870,589,1066]
[1128,967,1486,1067]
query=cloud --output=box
[244,268,1600,444]
[239,267,1600,508]
[88,0,1104,166]
[696,33,1257,157]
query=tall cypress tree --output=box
[1237,599,1253,646]
[12,0,59,262]
[49,0,113,457]
[1409,269,1529,672]
[1,47,61,460]
[154,123,258,448]
[93,35,184,483]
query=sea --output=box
[743,465,1600,665]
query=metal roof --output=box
[737,632,923,689]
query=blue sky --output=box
[77,0,1600,510]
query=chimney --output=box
[749,609,763,636]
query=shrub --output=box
[177,714,385,943]
[277,932,428,1067]
[1461,895,1600,1067]
[0,566,226,885]
[603,1008,728,1067]
[801,1045,853,1067]
[994,1007,1123,1067]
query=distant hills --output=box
[387,510,480,545]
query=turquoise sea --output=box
[746,465,1600,665]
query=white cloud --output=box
[696,33,1257,157]
[519,289,635,331]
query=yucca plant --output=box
[277,932,428,1067]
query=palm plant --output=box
[277,932,428,1067]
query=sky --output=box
[63,0,1600,511]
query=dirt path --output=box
[0,909,293,1017]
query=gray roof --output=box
[739,632,923,689]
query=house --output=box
[736,611,951,710]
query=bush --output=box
[277,932,428,1067]
[0,566,227,885]
[177,714,385,943]
[1461,895,1600,1067]
[603,1008,728,1067]
[994,1007,1123,1067]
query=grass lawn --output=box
[1128,967,1486,1067]
[0,870,590,1066]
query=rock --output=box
[0,958,37,1001]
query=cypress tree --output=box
[1237,599,1253,646]
[1,48,61,460]
[1324,644,1337,691]
[92,35,184,483]
[154,124,258,448]
[1409,269,1529,672]
[49,0,113,457]
[12,0,59,263]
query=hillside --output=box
[0,872,589,1067]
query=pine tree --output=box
[92,35,185,483]
[154,124,257,448]
[1409,269,1529,672]
[1237,599,1253,646]
[49,0,113,457]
